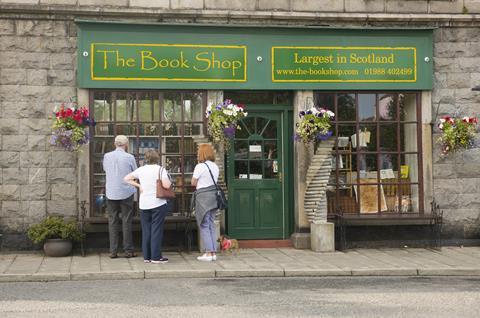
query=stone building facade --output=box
[0,0,479,249]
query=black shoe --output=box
[151,257,168,264]
[109,253,118,259]
[125,252,137,258]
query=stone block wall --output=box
[0,19,78,248]
[432,27,480,239]
[0,2,480,248]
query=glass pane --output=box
[264,160,279,179]
[241,117,254,136]
[379,123,397,152]
[162,123,179,136]
[400,94,417,121]
[138,92,158,122]
[379,94,397,121]
[234,140,249,159]
[165,155,181,174]
[116,93,136,121]
[337,125,356,149]
[261,120,277,138]
[93,188,107,217]
[358,124,376,152]
[92,137,114,154]
[264,140,277,159]
[358,94,376,122]
[401,123,418,152]
[356,154,377,173]
[138,138,160,166]
[184,155,196,174]
[249,140,263,159]
[93,92,113,122]
[337,94,356,121]
[250,160,262,176]
[94,123,114,136]
[184,123,203,136]
[379,153,396,170]
[115,124,136,136]
[256,117,268,135]
[183,92,204,121]
[164,93,182,121]
[235,160,248,179]
[183,137,196,155]
[356,179,387,214]
[401,154,418,183]
[139,123,159,136]
[314,93,334,112]
[165,138,180,153]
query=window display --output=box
[318,92,423,215]
[90,91,206,217]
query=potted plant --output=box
[437,115,478,155]
[27,216,84,257]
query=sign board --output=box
[77,21,433,90]
[272,47,416,83]
[91,43,246,82]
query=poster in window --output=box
[354,178,388,214]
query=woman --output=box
[124,149,171,264]
[191,144,220,262]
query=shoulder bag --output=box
[156,166,175,199]
[204,162,228,210]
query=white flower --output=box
[439,118,445,123]
[438,123,443,129]
[223,109,233,116]
[463,116,469,122]
[206,103,212,112]
[327,110,335,118]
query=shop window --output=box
[314,92,423,215]
[90,91,206,217]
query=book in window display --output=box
[354,179,388,214]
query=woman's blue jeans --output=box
[140,204,168,261]
[199,210,217,253]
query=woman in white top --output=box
[191,144,220,262]
[124,149,171,264]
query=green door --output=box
[227,108,286,239]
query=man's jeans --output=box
[140,204,168,261]
[107,195,134,254]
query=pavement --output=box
[1,246,480,283]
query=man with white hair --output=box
[103,135,138,258]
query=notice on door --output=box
[272,46,416,83]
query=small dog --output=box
[217,235,240,254]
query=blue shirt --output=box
[103,148,138,200]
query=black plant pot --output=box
[43,239,72,257]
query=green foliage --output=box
[437,116,478,155]
[27,216,84,244]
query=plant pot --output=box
[43,239,72,257]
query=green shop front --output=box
[77,21,434,249]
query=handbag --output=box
[156,166,175,199]
[204,163,228,210]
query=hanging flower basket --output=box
[437,115,478,155]
[206,99,247,149]
[294,106,335,144]
[49,98,95,152]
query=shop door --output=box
[226,109,286,239]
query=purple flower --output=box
[306,110,312,115]
[223,126,236,137]
[299,111,305,117]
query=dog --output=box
[217,235,240,254]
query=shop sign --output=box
[90,43,247,82]
[272,47,416,83]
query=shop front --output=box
[77,21,433,248]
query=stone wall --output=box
[432,27,480,240]
[0,19,78,248]
[1,2,480,248]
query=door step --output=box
[238,239,293,249]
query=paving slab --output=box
[37,256,71,273]
[4,254,43,274]
[0,254,16,274]
[70,270,144,281]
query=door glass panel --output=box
[264,160,279,179]
[249,140,263,159]
[234,140,249,159]
[235,160,248,179]
[250,160,262,176]
[262,120,277,138]
[264,140,277,159]
[256,117,269,135]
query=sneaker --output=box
[109,253,118,259]
[212,254,217,261]
[197,254,213,262]
[151,257,168,264]
[143,260,151,263]
[124,252,137,258]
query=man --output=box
[103,135,138,258]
